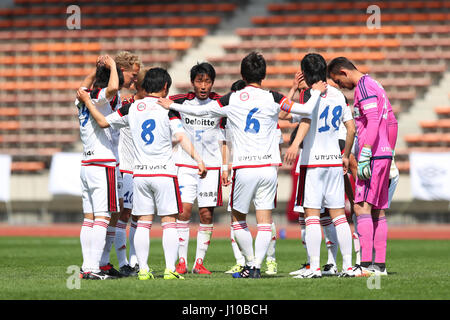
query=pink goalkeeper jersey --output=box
[353,74,393,158]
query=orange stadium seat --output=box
[435,107,450,118]
[10,161,46,172]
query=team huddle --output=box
[75,50,398,280]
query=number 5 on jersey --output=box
[141,119,156,145]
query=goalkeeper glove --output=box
[357,147,372,180]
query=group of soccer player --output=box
[75,48,398,280]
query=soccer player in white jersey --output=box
[168,62,225,275]
[80,52,141,277]
[280,53,356,278]
[77,55,124,280]
[77,67,207,280]
[158,51,327,278]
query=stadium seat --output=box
[10,161,46,172]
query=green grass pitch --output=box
[0,237,449,300]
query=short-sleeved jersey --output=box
[171,85,292,169]
[292,86,353,168]
[106,96,185,177]
[169,92,226,169]
[118,96,135,173]
[76,87,119,166]
[353,74,392,157]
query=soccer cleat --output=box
[338,267,356,278]
[232,265,251,278]
[225,264,244,274]
[175,257,187,274]
[352,264,372,277]
[100,263,122,278]
[265,260,278,275]
[250,267,261,279]
[289,263,310,276]
[85,270,114,280]
[138,269,155,280]
[368,264,388,276]
[322,263,338,276]
[293,268,322,279]
[119,264,138,277]
[164,268,185,280]
[192,258,212,274]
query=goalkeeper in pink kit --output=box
[327,57,398,276]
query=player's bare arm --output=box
[175,132,207,179]
[284,119,310,166]
[77,88,110,128]
[102,55,120,101]
[285,81,327,117]
[342,119,356,175]
[221,141,231,186]
[80,55,105,89]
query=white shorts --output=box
[132,175,182,216]
[177,166,223,208]
[121,171,134,210]
[229,166,278,214]
[388,174,399,208]
[81,164,119,215]
[296,166,345,209]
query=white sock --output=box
[162,222,179,272]
[134,221,152,272]
[333,215,353,271]
[195,224,213,265]
[91,218,109,273]
[230,227,245,266]
[254,224,272,269]
[352,213,361,265]
[100,225,115,267]
[298,217,309,264]
[265,222,277,261]
[305,216,321,271]
[320,216,338,266]
[115,220,129,268]
[80,218,94,272]
[231,221,254,267]
[176,220,190,265]
[129,221,138,268]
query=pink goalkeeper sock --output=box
[373,216,388,264]
[357,214,374,263]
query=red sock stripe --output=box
[116,222,127,229]
[232,223,247,231]
[130,222,137,228]
[106,231,116,236]
[257,226,272,232]
[199,226,214,232]
[162,223,177,230]
[320,219,333,226]
[82,221,94,228]
[333,217,348,226]
[137,222,152,229]
[298,219,305,226]
[94,220,109,228]
[305,218,321,226]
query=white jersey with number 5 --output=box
[292,86,352,168]
[106,96,185,177]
